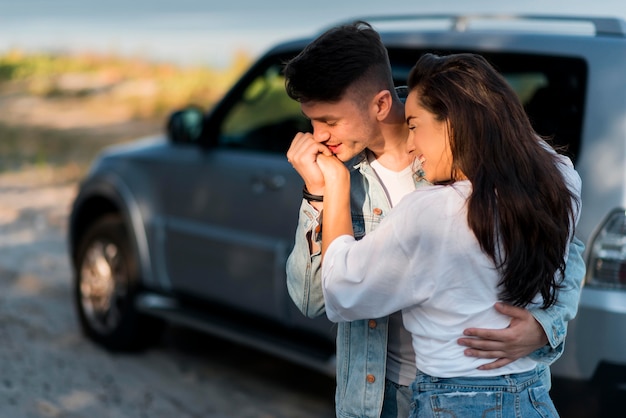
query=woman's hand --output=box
[316,154,349,187]
[316,154,352,259]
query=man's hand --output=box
[458,302,549,370]
[286,132,333,195]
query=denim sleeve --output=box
[285,200,326,318]
[529,235,586,364]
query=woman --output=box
[316,53,581,417]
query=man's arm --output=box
[285,200,326,318]
[528,235,586,363]
[458,235,586,369]
[285,132,333,318]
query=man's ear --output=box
[373,89,393,121]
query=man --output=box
[284,21,585,418]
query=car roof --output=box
[266,14,626,57]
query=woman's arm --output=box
[316,154,354,258]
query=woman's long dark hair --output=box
[407,53,577,308]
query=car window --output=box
[218,64,310,154]
[520,67,586,162]
[389,50,587,163]
[505,72,548,103]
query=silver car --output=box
[69,14,626,412]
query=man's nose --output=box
[312,124,330,143]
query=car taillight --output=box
[587,209,626,289]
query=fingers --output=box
[286,132,330,191]
[461,345,507,360]
[459,338,516,369]
[457,333,516,359]
[476,357,515,371]
[287,132,332,163]
[459,302,548,371]
[461,324,514,341]
[461,302,531,342]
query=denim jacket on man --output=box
[285,151,586,418]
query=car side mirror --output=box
[166,106,204,144]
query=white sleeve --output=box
[321,197,437,322]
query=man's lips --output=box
[327,144,341,154]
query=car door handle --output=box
[266,174,286,190]
[251,174,286,193]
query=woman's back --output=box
[323,180,537,376]
[322,151,580,377]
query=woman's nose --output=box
[405,134,416,153]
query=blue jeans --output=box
[410,368,559,418]
[381,379,412,418]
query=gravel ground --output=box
[0,167,335,418]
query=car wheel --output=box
[74,214,163,351]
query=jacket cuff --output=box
[302,200,322,248]
[529,307,566,363]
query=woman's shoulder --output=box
[410,180,471,199]
[396,181,471,214]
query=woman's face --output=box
[405,89,453,184]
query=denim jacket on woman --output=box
[285,151,586,418]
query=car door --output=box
[158,57,312,323]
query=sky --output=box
[1,0,626,67]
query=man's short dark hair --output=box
[284,21,394,103]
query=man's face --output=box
[300,91,379,162]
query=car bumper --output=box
[552,287,626,385]
[550,286,626,416]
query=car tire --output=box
[73,214,163,351]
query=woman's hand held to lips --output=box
[316,153,347,184]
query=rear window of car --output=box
[388,49,588,164]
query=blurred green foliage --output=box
[0,50,253,176]
[0,49,252,118]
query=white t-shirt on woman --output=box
[322,155,581,378]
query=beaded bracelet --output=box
[302,185,324,202]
